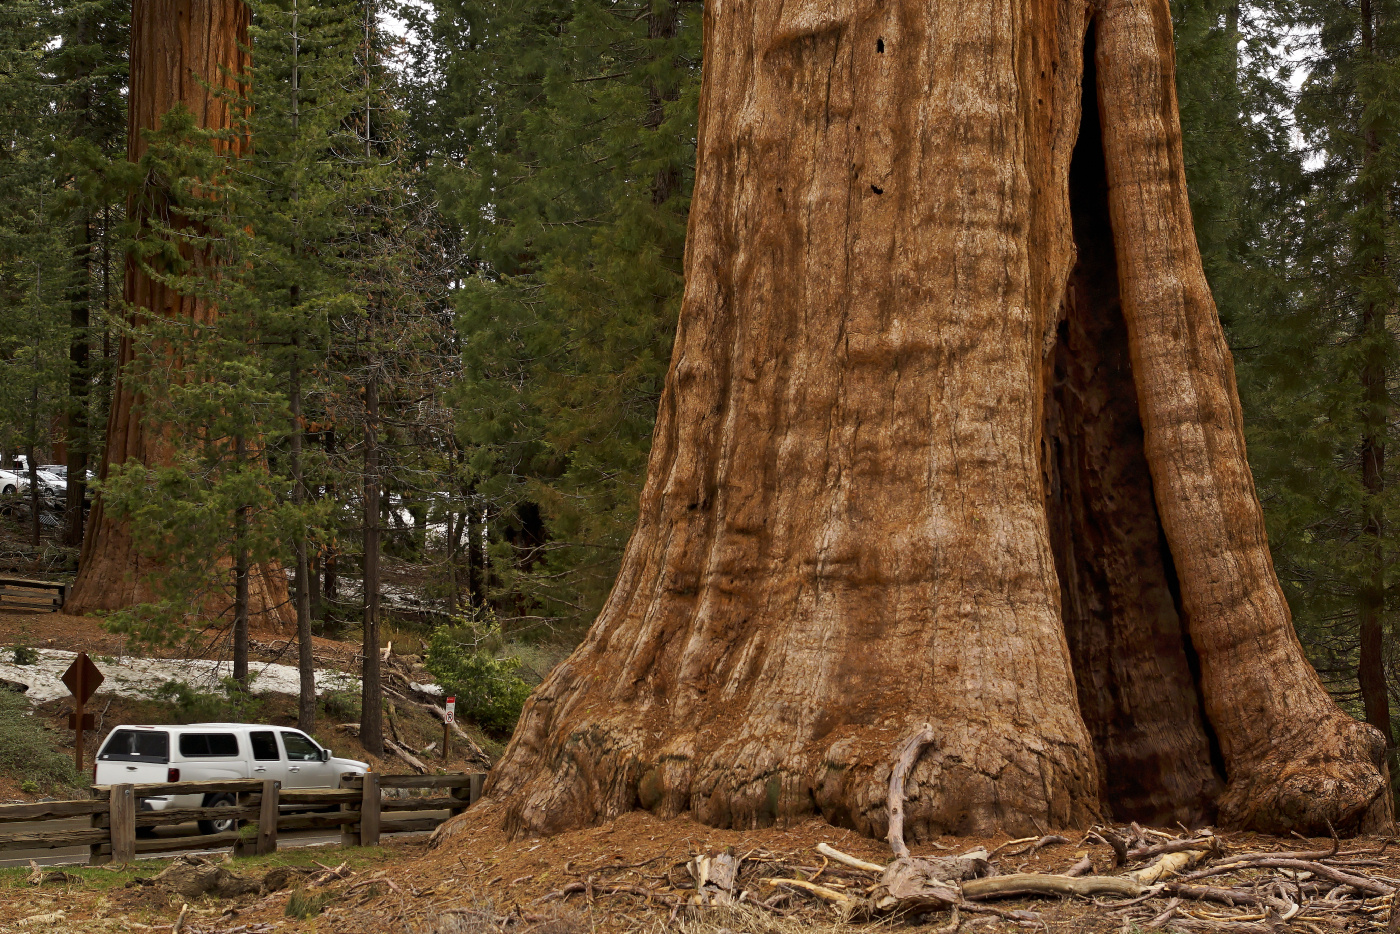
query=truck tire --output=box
[198,793,238,835]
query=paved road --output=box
[0,812,444,868]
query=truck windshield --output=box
[99,730,170,763]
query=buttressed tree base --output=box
[480,0,1393,840]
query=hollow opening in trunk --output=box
[1042,24,1225,825]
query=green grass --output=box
[0,860,162,891]
[0,688,82,794]
[0,844,395,891]
[286,889,332,918]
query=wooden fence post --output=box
[89,786,110,866]
[257,780,279,855]
[468,772,484,805]
[360,772,381,847]
[110,784,135,864]
[339,774,363,847]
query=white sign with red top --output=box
[445,696,456,724]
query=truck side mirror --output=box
[321,749,331,762]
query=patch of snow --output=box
[0,649,359,705]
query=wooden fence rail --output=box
[0,772,483,865]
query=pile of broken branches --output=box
[540,725,1400,932]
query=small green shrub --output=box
[285,890,330,919]
[425,618,532,733]
[320,686,361,722]
[151,676,265,723]
[20,780,38,795]
[11,646,37,666]
[0,690,81,793]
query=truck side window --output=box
[99,730,169,763]
[180,733,240,757]
[250,731,279,761]
[280,731,321,762]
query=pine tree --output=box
[407,0,700,637]
[1233,0,1400,759]
[50,0,129,547]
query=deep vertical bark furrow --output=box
[1043,33,1221,825]
[484,0,1106,842]
[1094,0,1389,833]
[67,0,293,630]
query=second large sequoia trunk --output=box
[66,0,293,630]
[479,0,1392,839]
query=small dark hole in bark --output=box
[876,37,885,52]
[870,184,883,194]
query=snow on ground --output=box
[0,648,358,704]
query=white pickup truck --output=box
[95,723,369,833]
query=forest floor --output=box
[0,806,1395,932]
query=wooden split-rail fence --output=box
[0,772,484,865]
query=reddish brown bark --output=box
[66,0,292,631]
[467,0,1392,841]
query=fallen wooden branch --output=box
[1128,849,1209,885]
[815,843,885,873]
[763,877,857,908]
[1088,829,1128,867]
[1160,882,1273,908]
[1064,855,1093,878]
[994,834,1069,860]
[886,724,935,860]
[1126,836,1216,862]
[1186,858,1395,897]
[383,738,429,774]
[961,873,1145,901]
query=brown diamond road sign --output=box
[61,652,103,704]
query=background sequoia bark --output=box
[479,0,1393,838]
[66,0,293,629]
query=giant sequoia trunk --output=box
[66,0,293,630]
[477,0,1392,839]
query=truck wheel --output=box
[198,793,238,835]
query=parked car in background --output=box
[95,723,369,833]
[0,468,28,497]
[31,468,65,504]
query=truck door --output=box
[249,730,283,782]
[278,730,333,788]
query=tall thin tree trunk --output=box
[646,0,681,206]
[233,433,250,689]
[471,0,1392,843]
[292,349,315,728]
[1355,0,1392,761]
[26,438,40,548]
[361,374,383,756]
[323,428,338,613]
[62,13,94,551]
[64,212,92,549]
[288,0,316,730]
[357,0,384,758]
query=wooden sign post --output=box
[443,696,455,761]
[62,653,104,773]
